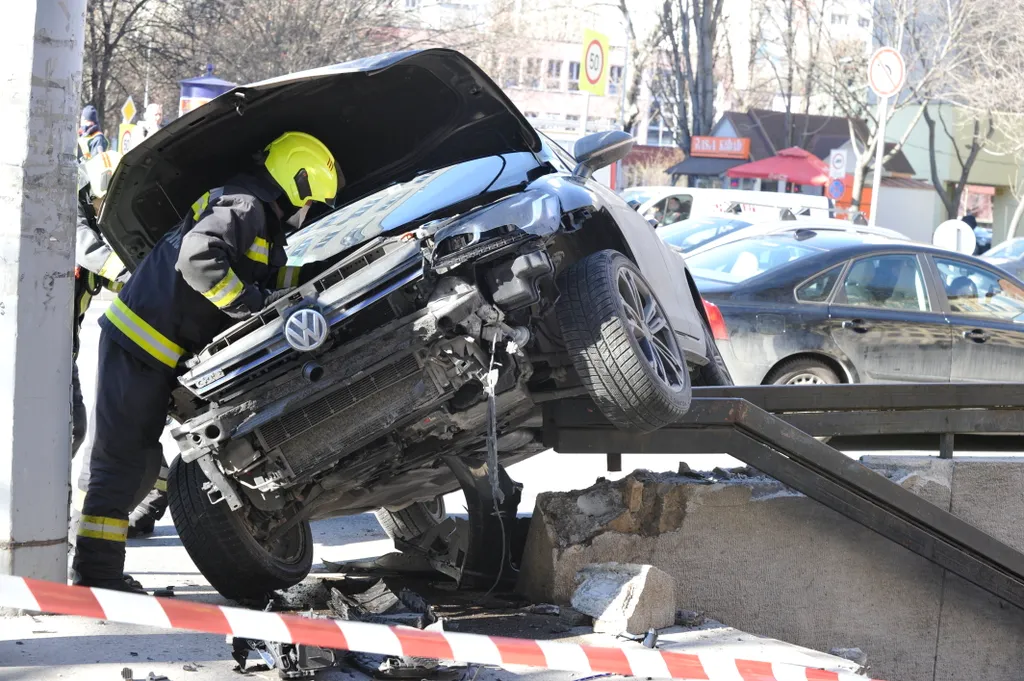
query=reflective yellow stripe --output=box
[191,191,211,221]
[98,252,124,279]
[78,514,129,543]
[154,479,168,492]
[245,236,270,265]
[77,290,93,318]
[203,269,245,309]
[106,280,124,293]
[104,298,185,368]
[78,138,92,159]
[276,266,300,289]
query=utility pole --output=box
[0,0,86,580]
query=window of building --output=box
[831,13,849,25]
[546,59,563,89]
[858,16,870,27]
[503,56,520,88]
[568,61,580,91]
[404,0,420,7]
[566,114,580,122]
[609,65,624,95]
[525,58,542,89]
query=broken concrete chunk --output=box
[570,562,676,635]
[522,603,561,616]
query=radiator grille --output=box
[258,354,422,450]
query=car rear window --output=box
[687,238,818,283]
[796,264,844,303]
[658,217,753,253]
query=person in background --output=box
[77,105,109,160]
[139,103,166,139]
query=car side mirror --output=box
[573,131,634,180]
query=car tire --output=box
[767,358,841,386]
[375,497,446,543]
[692,316,734,386]
[168,456,313,601]
[557,249,692,432]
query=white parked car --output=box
[672,218,911,259]
[621,186,831,226]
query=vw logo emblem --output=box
[284,308,328,352]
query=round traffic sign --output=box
[828,178,845,200]
[584,39,605,85]
[932,219,976,255]
[868,47,906,98]
[829,152,845,175]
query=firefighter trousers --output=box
[70,329,175,582]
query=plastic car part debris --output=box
[349,653,465,681]
[327,580,438,629]
[147,674,170,681]
[230,636,337,679]
[152,586,175,598]
[122,669,133,681]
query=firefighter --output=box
[70,131,340,592]
[74,152,175,540]
[77,105,109,161]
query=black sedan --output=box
[688,228,1024,385]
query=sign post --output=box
[118,95,137,154]
[578,28,609,137]
[866,47,906,226]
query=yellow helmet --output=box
[264,132,339,208]
[80,151,123,199]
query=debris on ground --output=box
[521,603,560,616]
[675,609,707,627]
[231,634,338,678]
[349,653,465,681]
[327,579,438,629]
[829,647,868,666]
[570,563,676,635]
[152,586,175,598]
[182,662,199,672]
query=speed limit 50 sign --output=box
[579,28,610,96]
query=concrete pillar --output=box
[0,0,86,580]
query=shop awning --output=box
[725,147,830,186]
[665,156,746,177]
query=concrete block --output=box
[518,459,1024,681]
[570,563,676,634]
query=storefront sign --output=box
[690,136,750,159]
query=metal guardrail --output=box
[541,383,1024,611]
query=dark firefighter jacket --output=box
[99,173,307,372]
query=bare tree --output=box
[922,107,995,220]
[819,0,978,217]
[654,0,726,155]
[82,0,157,130]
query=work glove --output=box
[264,287,296,307]
[221,284,265,321]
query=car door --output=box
[828,252,952,382]
[930,256,1024,382]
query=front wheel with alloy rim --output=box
[168,456,314,601]
[556,250,692,432]
[766,358,841,386]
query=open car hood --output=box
[100,49,542,269]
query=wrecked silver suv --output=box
[100,49,730,600]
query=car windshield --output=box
[687,237,819,283]
[658,216,754,253]
[283,152,539,265]
[986,239,1024,260]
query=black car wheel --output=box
[767,358,841,386]
[375,497,446,543]
[169,456,313,601]
[557,250,692,432]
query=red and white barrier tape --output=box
[0,576,881,681]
